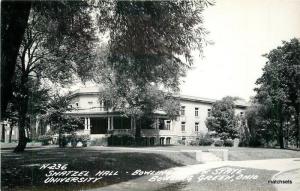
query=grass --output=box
[1,146,195,191]
[226,147,300,161]
[164,145,300,160]
[1,145,300,191]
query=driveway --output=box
[89,158,300,191]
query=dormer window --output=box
[166,121,171,130]
[180,106,185,116]
[195,107,199,116]
[208,109,211,117]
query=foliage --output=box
[90,138,108,146]
[58,133,90,148]
[177,139,186,145]
[214,140,224,147]
[108,135,142,146]
[97,0,212,88]
[10,1,97,152]
[223,139,234,147]
[253,38,300,148]
[37,134,52,145]
[94,1,212,137]
[205,96,240,139]
[43,94,84,134]
[240,99,272,147]
[199,137,214,146]
[190,140,198,146]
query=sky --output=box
[180,0,300,101]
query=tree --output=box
[43,94,84,134]
[11,3,96,152]
[94,1,212,137]
[1,0,96,119]
[1,1,32,118]
[242,99,274,147]
[206,97,240,139]
[254,38,300,148]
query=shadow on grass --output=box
[1,147,184,191]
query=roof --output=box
[69,88,249,108]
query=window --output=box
[180,106,185,116]
[240,112,244,116]
[166,121,171,130]
[195,107,199,116]
[166,137,171,145]
[208,109,211,117]
[160,137,165,145]
[195,122,199,132]
[75,102,79,107]
[88,101,93,105]
[181,122,186,131]
[242,121,246,126]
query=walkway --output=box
[88,158,300,191]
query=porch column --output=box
[84,117,88,130]
[108,117,110,130]
[111,116,114,130]
[84,117,91,134]
[156,118,159,130]
[87,117,91,130]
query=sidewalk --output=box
[88,158,300,191]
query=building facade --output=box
[67,87,248,145]
[0,120,19,143]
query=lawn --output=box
[159,145,300,161]
[1,146,196,191]
[1,145,300,191]
[225,147,300,161]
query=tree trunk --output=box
[134,117,141,138]
[14,76,29,152]
[295,111,300,148]
[278,120,284,149]
[1,124,5,142]
[1,1,31,119]
[9,125,13,143]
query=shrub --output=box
[58,134,69,147]
[76,134,90,147]
[219,132,230,140]
[214,140,224,147]
[108,135,135,146]
[91,138,107,146]
[58,133,90,147]
[37,135,52,145]
[199,138,214,146]
[190,140,198,146]
[135,137,148,146]
[224,139,233,147]
[178,140,186,145]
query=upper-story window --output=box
[181,122,186,131]
[166,121,171,130]
[75,102,79,108]
[240,112,244,116]
[208,109,211,117]
[195,122,199,131]
[180,106,185,116]
[195,107,199,117]
[88,101,93,105]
